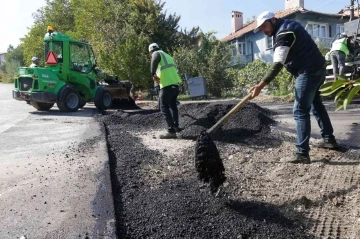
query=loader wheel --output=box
[31,102,54,111]
[94,88,112,110]
[57,88,81,112]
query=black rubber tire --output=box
[94,88,112,110]
[57,88,81,112]
[30,102,54,111]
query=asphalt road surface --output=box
[0,83,116,239]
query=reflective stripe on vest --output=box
[158,51,177,71]
[156,50,181,88]
[331,38,349,55]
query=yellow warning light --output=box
[47,26,54,32]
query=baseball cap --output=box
[32,56,39,62]
[254,11,275,33]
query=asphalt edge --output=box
[91,121,118,239]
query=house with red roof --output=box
[222,0,354,67]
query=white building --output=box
[0,53,6,64]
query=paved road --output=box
[0,83,116,239]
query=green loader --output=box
[12,26,134,112]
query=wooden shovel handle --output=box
[206,93,253,135]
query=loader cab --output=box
[45,41,63,63]
[69,42,96,73]
[43,26,96,77]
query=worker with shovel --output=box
[149,43,182,139]
[249,11,339,164]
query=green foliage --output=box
[319,75,360,111]
[70,0,184,88]
[16,0,233,92]
[5,45,25,66]
[234,59,293,95]
[174,32,234,97]
[0,45,25,83]
[0,60,22,83]
[316,42,330,57]
[22,0,75,66]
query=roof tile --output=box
[221,7,348,42]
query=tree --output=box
[0,44,25,82]
[20,0,196,88]
[5,44,25,67]
[174,32,234,97]
[23,0,75,66]
[71,0,183,88]
[5,44,25,75]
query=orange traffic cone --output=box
[137,89,143,101]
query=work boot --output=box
[280,153,311,164]
[174,126,183,133]
[311,138,339,149]
[159,132,177,139]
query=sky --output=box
[0,0,353,53]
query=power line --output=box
[311,0,337,11]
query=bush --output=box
[233,59,293,96]
[0,60,21,83]
[173,32,236,98]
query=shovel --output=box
[207,92,253,135]
[194,92,253,193]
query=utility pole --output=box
[350,0,355,21]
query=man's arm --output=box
[150,52,161,76]
[250,31,295,98]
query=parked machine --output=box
[13,26,134,112]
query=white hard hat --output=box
[32,56,39,62]
[148,43,159,52]
[254,11,275,33]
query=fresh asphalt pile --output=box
[96,102,314,238]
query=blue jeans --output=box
[293,68,335,155]
[330,50,346,80]
[159,85,180,132]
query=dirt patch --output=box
[96,101,360,238]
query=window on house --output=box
[306,22,328,38]
[266,36,273,49]
[238,42,247,55]
[230,44,237,56]
[336,24,345,35]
